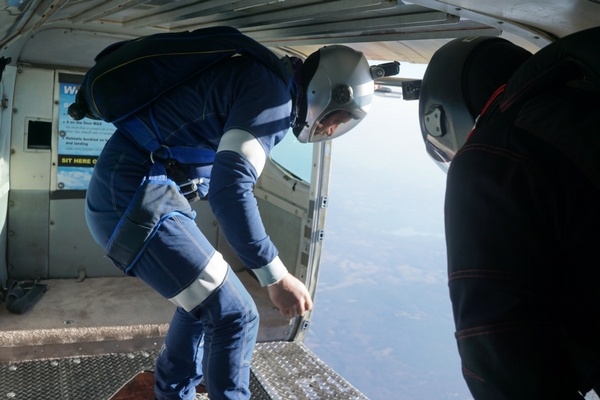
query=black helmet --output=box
[419,36,532,171]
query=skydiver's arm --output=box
[209,129,312,316]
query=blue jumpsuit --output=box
[85,54,293,400]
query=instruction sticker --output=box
[57,75,115,190]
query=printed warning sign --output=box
[57,76,115,190]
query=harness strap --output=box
[115,115,216,165]
[465,84,507,143]
[105,113,206,273]
[105,173,197,273]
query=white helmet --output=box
[293,45,374,143]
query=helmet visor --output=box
[425,138,452,173]
[309,109,365,143]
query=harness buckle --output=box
[150,145,171,164]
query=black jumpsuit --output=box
[446,82,600,399]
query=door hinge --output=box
[320,196,328,208]
[302,320,310,331]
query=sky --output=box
[302,63,474,400]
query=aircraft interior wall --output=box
[7,66,54,281]
[6,66,101,280]
[0,66,15,288]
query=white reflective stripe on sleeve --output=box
[217,129,267,176]
[168,252,229,312]
[253,256,289,287]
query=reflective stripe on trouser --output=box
[155,267,259,400]
[116,218,259,400]
[86,142,259,400]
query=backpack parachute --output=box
[489,26,600,189]
[79,26,293,123]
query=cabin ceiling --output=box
[1,0,600,69]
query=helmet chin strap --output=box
[289,56,304,85]
[291,75,308,136]
[291,86,307,134]
[289,57,307,133]
[281,55,307,134]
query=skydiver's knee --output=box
[196,270,259,333]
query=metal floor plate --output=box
[252,342,368,400]
[0,342,367,400]
[0,350,159,399]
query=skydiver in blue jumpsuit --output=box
[79,27,375,400]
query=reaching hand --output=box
[267,273,313,317]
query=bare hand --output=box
[267,273,313,317]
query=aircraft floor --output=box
[0,271,292,362]
[0,342,369,400]
[0,273,369,399]
[0,348,269,399]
